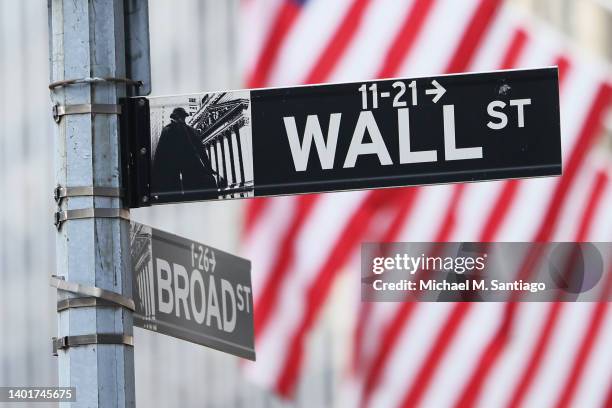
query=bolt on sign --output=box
[130,222,255,360]
[122,67,561,207]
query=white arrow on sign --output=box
[426,80,446,103]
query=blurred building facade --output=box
[0,1,610,408]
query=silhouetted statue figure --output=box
[151,107,218,197]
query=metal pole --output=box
[49,0,135,406]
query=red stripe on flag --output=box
[360,301,417,407]
[243,197,270,237]
[253,195,318,337]
[604,377,612,408]
[480,180,519,241]
[400,303,473,408]
[445,0,503,73]
[455,82,612,408]
[499,28,528,69]
[575,171,609,240]
[353,188,419,373]
[437,185,465,241]
[377,0,436,78]
[247,1,301,88]
[304,0,372,84]
[275,190,403,396]
[556,55,571,85]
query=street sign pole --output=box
[49,1,135,406]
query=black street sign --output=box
[129,222,255,360]
[122,67,561,207]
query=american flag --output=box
[239,0,612,406]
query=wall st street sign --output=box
[130,222,255,360]
[122,67,561,207]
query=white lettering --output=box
[221,279,237,333]
[189,269,206,324]
[156,258,173,314]
[510,98,531,127]
[487,100,508,130]
[344,110,393,168]
[444,105,483,161]
[283,114,341,171]
[397,108,437,163]
[173,263,191,320]
[242,286,252,313]
[236,284,245,312]
[206,275,222,330]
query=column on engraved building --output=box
[232,124,246,191]
[226,129,238,193]
[221,132,234,190]
[220,133,232,190]
[208,142,219,196]
[216,137,225,191]
[208,143,216,175]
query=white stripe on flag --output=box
[268,0,355,86]
[369,304,454,408]
[451,181,507,241]
[329,0,417,82]
[398,0,482,76]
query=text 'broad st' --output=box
[130,222,255,360]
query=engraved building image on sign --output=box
[148,90,254,202]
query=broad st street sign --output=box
[130,222,255,360]
[122,67,561,207]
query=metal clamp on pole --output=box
[50,275,136,312]
[54,186,123,204]
[54,208,130,230]
[52,334,134,356]
[48,76,143,90]
[52,103,122,123]
[57,297,120,312]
